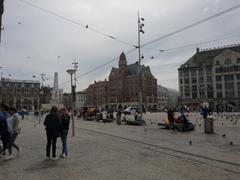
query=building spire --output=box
[119,52,127,68]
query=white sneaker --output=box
[62,153,66,158]
[46,157,51,160]
[4,154,14,160]
[52,157,58,161]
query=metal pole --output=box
[70,74,75,136]
[137,11,143,120]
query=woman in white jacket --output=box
[5,107,21,160]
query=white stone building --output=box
[178,44,240,111]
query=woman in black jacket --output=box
[59,108,70,158]
[44,106,60,160]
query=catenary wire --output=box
[18,0,240,85]
[19,0,136,48]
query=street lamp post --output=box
[67,69,76,136]
[137,12,145,120]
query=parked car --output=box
[124,107,137,115]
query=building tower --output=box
[119,52,127,68]
[51,72,59,104]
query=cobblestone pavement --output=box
[0,113,240,180]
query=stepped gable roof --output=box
[127,62,152,76]
[180,45,240,69]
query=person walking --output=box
[59,108,70,158]
[44,106,60,160]
[116,109,122,125]
[0,104,10,156]
[167,107,175,131]
[5,107,21,160]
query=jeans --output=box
[8,133,20,155]
[61,130,68,155]
[46,130,57,158]
[0,132,9,154]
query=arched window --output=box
[224,59,232,65]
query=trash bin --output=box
[204,116,214,134]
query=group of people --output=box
[0,104,21,160]
[0,103,70,161]
[44,106,70,160]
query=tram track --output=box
[76,126,240,175]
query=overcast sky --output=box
[1,0,240,92]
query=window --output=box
[237,58,240,64]
[179,71,183,77]
[185,79,189,84]
[216,83,222,89]
[207,84,212,89]
[192,85,197,90]
[207,92,213,98]
[216,76,222,81]
[184,71,189,77]
[192,79,197,83]
[180,79,183,84]
[207,76,212,82]
[216,61,220,66]
[200,91,205,98]
[237,74,240,80]
[225,82,234,89]
[191,70,196,77]
[199,77,204,83]
[224,75,234,81]
[224,59,232,65]
[217,92,222,98]
[192,93,198,99]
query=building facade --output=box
[157,85,179,110]
[178,44,240,111]
[0,77,40,110]
[86,52,158,109]
[76,90,86,109]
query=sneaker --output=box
[52,157,58,161]
[61,153,66,158]
[46,156,51,160]
[4,154,14,160]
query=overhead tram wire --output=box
[61,31,240,87]
[142,2,240,47]
[59,48,137,86]
[66,2,240,81]
[142,32,240,53]
[19,0,136,48]
[21,0,240,85]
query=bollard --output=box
[204,116,214,134]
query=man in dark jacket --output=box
[0,103,10,156]
[167,107,175,130]
[44,106,60,160]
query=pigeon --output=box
[222,134,226,138]
[85,25,88,28]
[230,142,233,146]
[189,140,192,145]
[18,22,21,24]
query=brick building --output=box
[86,52,158,110]
[0,77,40,110]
